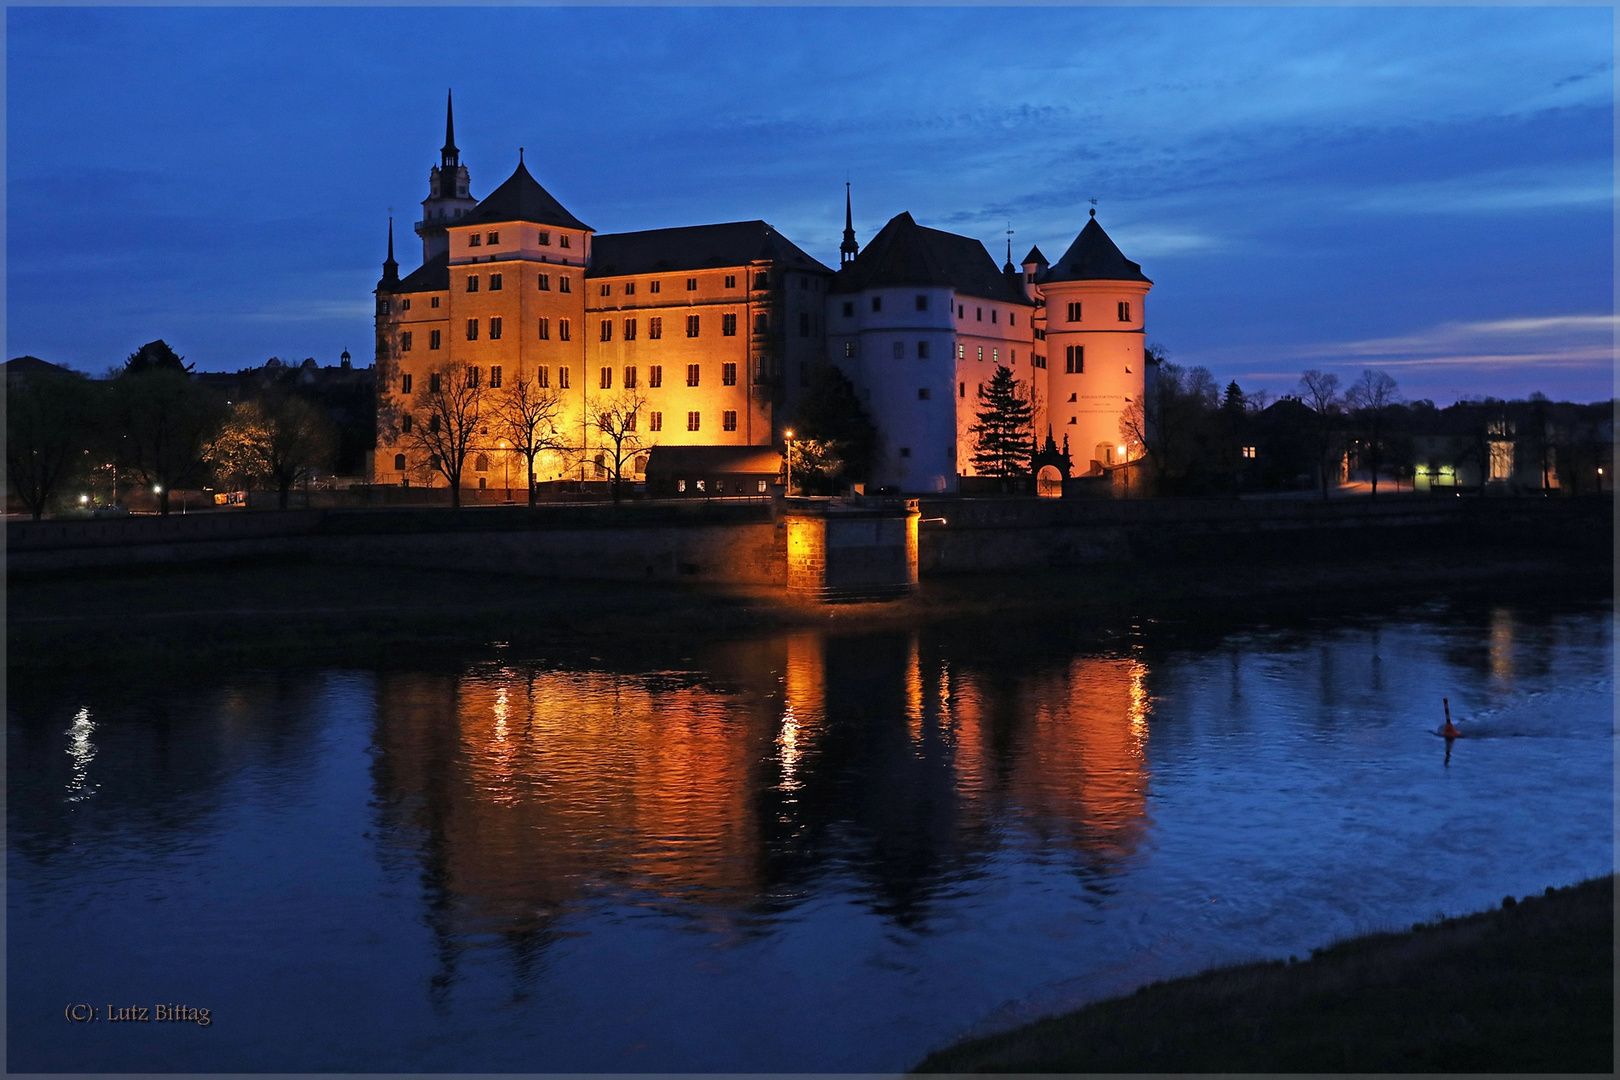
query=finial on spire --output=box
[1089,198,1098,219]
[380,216,399,287]
[519,147,524,165]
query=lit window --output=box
[686,364,700,386]
[489,273,502,291]
[722,313,737,336]
[723,410,738,431]
[687,411,700,432]
[844,342,856,358]
[1242,446,1257,459]
[957,344,964,360]
[977,346,983,361]
[722,362,737,386]
[401,331,413,352]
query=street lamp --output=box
[784,429,795,496]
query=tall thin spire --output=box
[840,181,859,266]
[380,217,399,288]
[441,89,459,166]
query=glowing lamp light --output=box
[153,485,162,494]
[79,494,88,504]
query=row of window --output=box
[595,363,736,390]
[467,229,573,250]
[1065,301,1132,323]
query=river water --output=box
[8,597,1612,1071]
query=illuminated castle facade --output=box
[373,97,1151,493]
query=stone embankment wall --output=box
[7,495,1609,582]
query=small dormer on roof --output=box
[1042,210,1151,285]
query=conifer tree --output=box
[969,364,1034,476]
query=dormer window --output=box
[469,234,481,248]
[538,231,551,246]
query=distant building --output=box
[373,95,1152,495]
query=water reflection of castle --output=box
[372,631,1152,970]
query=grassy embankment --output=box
[915,874,1614,1073]
[6,548,1609,674]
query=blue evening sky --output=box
[6,6,1614,404]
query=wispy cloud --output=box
[1296,315,1614,373]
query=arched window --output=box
[474,453,491,472]
[394,454,406,471]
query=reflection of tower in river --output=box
[369,634,1153,968]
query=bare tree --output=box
[591,387,649,503]
[405,363,485,508]
[1344,369,1400,498]
[491,375,567,505]
[1298,369,1343,500]
[205,393,336,509]
[109,367,223,515]
[5,367,98,519]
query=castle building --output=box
[373,97,1150,494]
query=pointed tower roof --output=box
[1022,245,1047,266]
[378,217,400,291]
[834,212,1031,304]
[1042,210,1151,284]
[441,89,459,163]
[840,182,859,264]
[457,159,591,231]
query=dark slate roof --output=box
[387,250,450,294]
[1022,245,1048,265]
[588,221,830,277]
[457,161,591,231]
[645,444,783,478]
[1041,215,1151,284]
[3,355,70,377]
[833,212,1032,305]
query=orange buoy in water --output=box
[1441,697,1461,739]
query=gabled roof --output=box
[456,161,591,232]
[588,220,830,277]
[386,250,450,294]
[1041,214,1151,284]
[833,212,1032,304]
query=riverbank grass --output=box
[915,874,1613,1073]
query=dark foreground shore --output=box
[7,549,1610,676]
[915,874,1615,1073]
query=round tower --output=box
[1037,209,1152,473]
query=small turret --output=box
[1020,244,1048,302]
[417,89,479,263]
[840,182,859,266]
[378,218,399,290]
